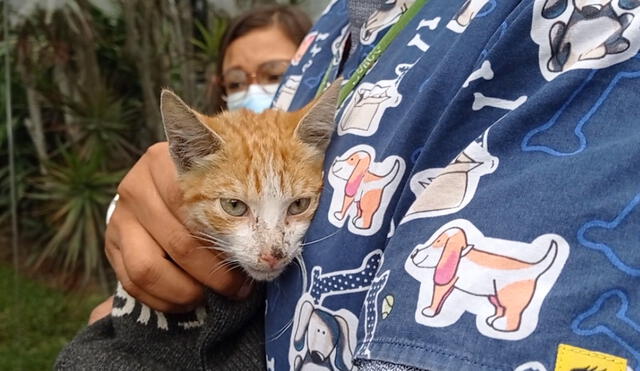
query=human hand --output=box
[88,296,113,325]
[105,142,251,312]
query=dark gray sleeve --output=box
[55,286,266,371]
[356,360,427,371]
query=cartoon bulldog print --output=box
[531,0,640,80]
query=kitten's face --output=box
[161,82,339,281]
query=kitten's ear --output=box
[294,78,342,151]
[160,89,223,173]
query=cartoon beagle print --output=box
[402,131,498,223]
[360,0,414,45]
[446,0,491,33]
[531,0,640,80]
[337,62,415,137]
[405,219,570,340]
[327,145,405,236]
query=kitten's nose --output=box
[260,253,280,269]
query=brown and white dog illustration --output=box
[402,131,498,223]
[405,219,570,340]
[328,146,403,235]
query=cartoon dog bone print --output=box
[472,92,528,111]
[293,301,354,371]
[331,151,401,229]
[543,0,638,72]
[408,34,430,52]
[463,60,494,88]
[266,356,275,371]
[411,227,560,331]
[572,289,640,367]
[578,193,640,276]
[418,17,441,30]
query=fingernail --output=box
[237,281,253,299]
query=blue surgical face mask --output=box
[225,84,279,113]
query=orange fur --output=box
[180,108,324,235]
[160,81,340,280]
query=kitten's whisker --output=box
[207,260,240,276]
[266,318,293,343]
[192,231,230,243]
[196,244,233,254]
[191,232,233,247]
[300,230,340,246]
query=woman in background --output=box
[216,5,311,112]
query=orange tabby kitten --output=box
[160,81,340,281]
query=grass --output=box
[0,264,104,370]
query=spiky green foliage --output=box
[29,150,124,284]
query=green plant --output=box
[61,87,140,163]
[29,150,124,286]
[192,17,228,63]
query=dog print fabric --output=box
[265,0,640,370]
[402,131,498,222]
[287,251,383,370]
[405,219,570,340]
[531,0,640,81]
[327,145,405,236]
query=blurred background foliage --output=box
[1,0,326,368]
[1,0,326,288]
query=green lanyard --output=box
[315,0,430,105]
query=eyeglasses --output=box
[221,59,290,95]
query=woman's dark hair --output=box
[217,5,312,76]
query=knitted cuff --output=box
[55,284,266,371]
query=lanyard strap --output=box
[331,0,429,105]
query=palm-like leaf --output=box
[30,150,124,285]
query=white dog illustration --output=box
[532,0,640,80]
[331,151,401,230]
[403,132,498,222]
[544,0,638,72]
[409,222,566,333]
[292,301,354,371]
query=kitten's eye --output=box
[288,198,311,215]
[220,198,248,217]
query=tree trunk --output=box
[23,88,49,173]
